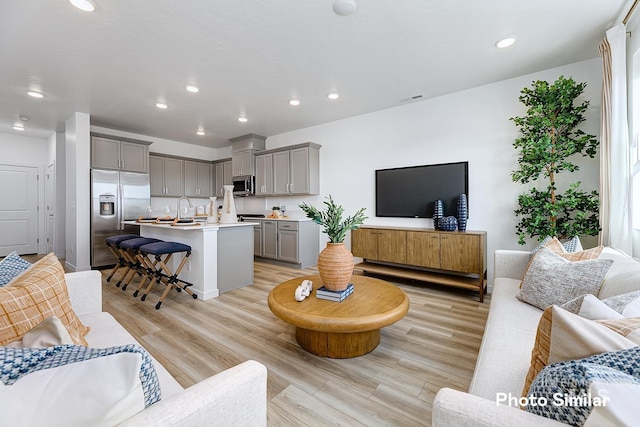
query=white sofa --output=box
[65,270,268,427]
[432,247,640,427]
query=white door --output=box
[0,164,38,256]
[46,163,55,254]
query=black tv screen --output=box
[375,161,468,218]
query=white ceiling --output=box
[0,0,629,149]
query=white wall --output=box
[263,58,603,283]
[48,132,66,258]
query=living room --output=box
[1,1,639,426]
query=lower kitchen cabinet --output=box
[256,220,318,268]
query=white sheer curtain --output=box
[599,23,632,253]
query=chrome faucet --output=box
[177,196,193,220]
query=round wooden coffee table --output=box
[268,275,409,358]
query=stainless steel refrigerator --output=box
[90,169,150,267]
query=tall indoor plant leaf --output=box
[511,76,600,245]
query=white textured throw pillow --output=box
[517,247,614,310]
[0,353,146,427]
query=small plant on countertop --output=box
[299,195,367,243]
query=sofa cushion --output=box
[597,247,640,299]
[80,311,184,399]
[525,347,640,426]
[0,253,89,346]
[543,237,602,261]
[0,344,161,427]
[469,277,543,400]
[4,316,74,348]
[517,247,613,310]
[0,252,31,287]
[522,305,640,396]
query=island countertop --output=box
[122,220,258,230]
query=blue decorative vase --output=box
[433,199,444,230]
[439,216,458,232]
[456,193,468,231]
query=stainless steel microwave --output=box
[232,175,255,196]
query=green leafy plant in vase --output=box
[511,75,600,245]
[299,195,367,291]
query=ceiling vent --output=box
[400,94,424,103]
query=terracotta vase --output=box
[317,243,354,291]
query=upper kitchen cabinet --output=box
[272,143,320,195]
[91,135,150,173]
[231,151,254,177]
[150,154,183,197]
[184,160,211,197]
[229,134,265,177]
[212,159,232,198]
[255,153,273,196]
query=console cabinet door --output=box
[440,234,480,273]
[351,228,378,259]
[407,232,440,268]
[376,230,406,264]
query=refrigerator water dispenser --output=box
[99,194,116,216]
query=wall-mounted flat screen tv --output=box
[375,161,468,218]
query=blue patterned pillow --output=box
[525,347,640,426]
[0,252,31,286]
[530,236,583,258]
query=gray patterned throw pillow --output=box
[517,247,614,310]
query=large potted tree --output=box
[299,196,367,291]
[511,75,600,245]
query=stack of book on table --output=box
[316,283,354,302]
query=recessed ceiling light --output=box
[327,92,340,100]
[185,84,199,93]
[27,90,44,99]
[13,124,25,131]
[19,116,29,121]
[333,0,357,16]
[238,117,248,123]
[289,99,301,106]
[196,130,205,136]
[495,36,517,49]
[155,102,168,109]
[69,0,95,12]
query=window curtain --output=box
[598,23,632,254]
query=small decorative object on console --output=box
[433,199,444,230]
[439,216,458,231]
[294,279,313,302]
[456,193,468,231]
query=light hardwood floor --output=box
[102,261,489,426]
[26,255,490,426]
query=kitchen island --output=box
[123,221,257,300]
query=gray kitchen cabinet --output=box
[271,143,320,195]
[150,154,183,197]
[231,151,254,177]
[277,221,299,263]
[184,160,211,197]
[212,159,232,197]
[91,135,149,173]
[253,222,263,257]
[254,153,273,196]
[256,219,319,268]
[262,220,278,259]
